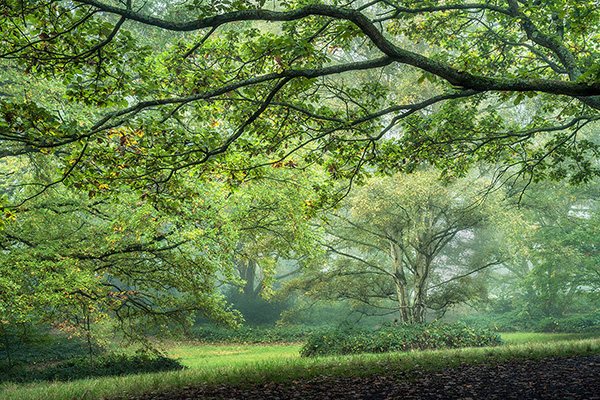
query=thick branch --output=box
[74,1,600,99]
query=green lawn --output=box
[165,342,303,369]
[2,332,599,400]
[165,332,599,370]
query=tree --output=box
[215,167,325,324]
[226,167,323,299]
[2,0,600,208]
[0,156,252,349]
[0,146,329,344]
[493,180,600,320]
[288,169,501,323]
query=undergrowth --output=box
[0,353,184,384]
[460,310,600,333]
[2,336,599,400]
[300,322,503,357]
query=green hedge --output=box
[0,353,185,384]
[191,325,317,344]
[300,323,503,357]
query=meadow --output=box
[1,332,599,400]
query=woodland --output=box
[1,0,600,399]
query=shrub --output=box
[459,310,529,332]
[0,324,108,371]
[0,353,185,384]
[460,310,600,333]
[300,322,503,357]
[534,311,600,333]
[297,324,372,357]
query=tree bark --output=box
[412,253,428,323]
[390,240,411,322]
[412,213,435,323]
[239,259,262,298]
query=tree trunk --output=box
[86,313,94,369]
[412,214,434,324]
[412,254,429,323]
[390,241,411,322]
[240,259,262,298]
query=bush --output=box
[300,322,503,357]
[0,324,107,370]
[534,311,600,333]
[459,310,530,332]
[460,310,600,333]
[0,353,185,384]
[191,325,316,344]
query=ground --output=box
[131,354,600,399]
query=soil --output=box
[130,354,600,400]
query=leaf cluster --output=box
[299,322,503,357]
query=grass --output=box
[163,342,302,369]
[1,333,599,400]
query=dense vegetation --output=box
[0,326,184,384]
[461,310,600,334]
[0,353,184,384]
[300,322,503,357]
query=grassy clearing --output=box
[2,333,599,400]
[164,342,302,369]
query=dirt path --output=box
[131,354,600,400]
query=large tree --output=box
[2,0,600,207]
[288,169,501,323]
[226,167,324,301]
[0,170,246,345]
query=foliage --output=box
[287,169,500,323]
[223,290,292,326]
[223,167,325,304]
[552,312,600,333]
[0,156,250,349]
[461,310,600,334]
[278,300,383,327]
[4,0,600,371]
[3,0,600,209]
[0,102,326,346]
[191,325,316,344]
[481,180,600,328]
[0,353,184,384]
[0,326,109,370]
[459,311,528,332]
[299,322,503,357]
